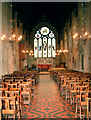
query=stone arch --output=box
[29,21,58,68]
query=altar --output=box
[37,58,53,70]
[38,64,51,69]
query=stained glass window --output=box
[48,38,51,57]
[34,27,56,58]
[52,38,56,57]
[34,38,37,57]
[41,27,49,35]
[39,38,42,57]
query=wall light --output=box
[3,34,6,38]
[20,35,22,39]
[22,50,25,53]
[18,37,21,41]
[12,34,16,38]
[73,32,89,46]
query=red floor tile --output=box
[22,74,78,119]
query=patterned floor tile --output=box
[22,74,78,119]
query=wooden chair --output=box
[70,81,82,107]
[7,83,19,89]
[22,81,32,90]
[60,76,67,96]
[2,82,8,88]
[4,79,13,83]
[4,91,20,117]
[26,78,32,82]
[20,83,31,105]
[14,77,24,80]
[9,88,23,114]
[69,81,76,106]
[75,85,89,118]
[86,98,91,119]
[31,79,36,97]
[15,79,23,83]
[0,88,8,91]
[0,85,4,88]
[0,97,19,119]
[65,80,71,101]
[83,81,91,90]
[79,91,91,119]
[35,73,39,84]
[0,88,8,97]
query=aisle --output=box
[22,73,77,119]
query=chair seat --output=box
[88,112,91,116]
[2,110,18,115]
[71,90,76,93]
[80,102,87,106]
[66,89,70,92]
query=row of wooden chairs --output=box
[0,71,39,119]
[51,69,91,119]
[2,70,39,81]
[61,76,91,119]
[0,82,34,118]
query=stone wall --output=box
[2,2,13,75]
[89,2,91,73]
[0,3,20,77]
[2,41,13,74]
[62,2,91,73]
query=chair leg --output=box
[73,97,75,108]
[75,104,78,117]
[61,88,63,96]
[70,93,72,104]
[80,106,82,119]
[34,89,35,97]
[66,90,67,99]
[69,93,71,103]
[13,114,15,120]
[18,111,20,118]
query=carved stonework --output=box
[37,58,53,65]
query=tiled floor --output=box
[22,73,78,119]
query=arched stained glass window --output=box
[34,27,56,58]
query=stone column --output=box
[0,2,2,120]
[89,2,91,73]
[0,2,2,79]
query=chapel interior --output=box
[0,2,91,119]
